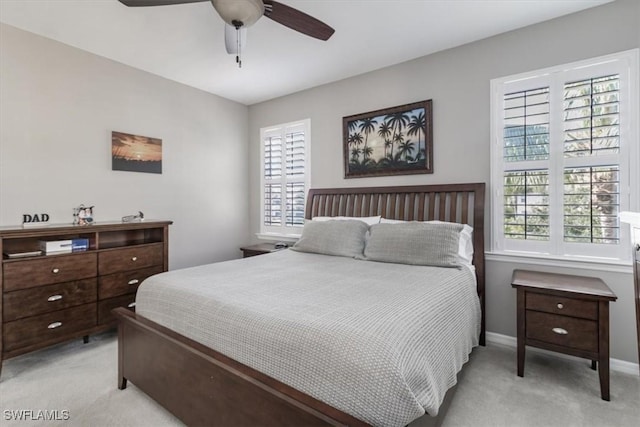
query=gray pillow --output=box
[364,222,464,267]
[291,220,369,258]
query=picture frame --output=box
[343,100,433,178]
[112,131,162,174]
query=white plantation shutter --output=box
[264,183,281,226]
[503,87,550,162]
[563,165,620,244]
[563,75,620,158]
[502,86,551,243]
[285,129,306,227]
[260,120,310,236]
[286,182,305,227]
[492,50,638,262]
[562,75,621,246]
[503,170,550,241]
[263,134,283,227]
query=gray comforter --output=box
[136,249,480,426]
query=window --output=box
[491,50,638,262]
[260,119,310,238]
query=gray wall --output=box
[248,0,640,363]
[0,23,250,269]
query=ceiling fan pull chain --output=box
[235,21,242,68]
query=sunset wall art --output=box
[112,131,162,174]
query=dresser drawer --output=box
[3,278,97,322]
[98,244,163,275]
[526,292,598,320]
[98,265,163,299]
[526,310,598,353]
[3,304,97,352]
[3,253,97,292]
[98,294,136,325]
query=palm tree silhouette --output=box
[408,110,426,152]
[359,117,378,166]
[398,140,415,162]
[349,132,364,163]
[378,122,393,158]
[350,147,361,163]
[384,139,393,158]
[361,145,374,163]
[393,132,405,162]
[385,111,410,164]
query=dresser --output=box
[511,269,617,400]
[0,220,171,376]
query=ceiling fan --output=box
[117,0,335,67]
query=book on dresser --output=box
[0,220,172,377]
[39,239,73,254]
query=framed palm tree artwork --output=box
[343,100,433,178]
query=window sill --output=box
[486,251,633,274]
[256,232,300,243]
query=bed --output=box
[114,183,485,427]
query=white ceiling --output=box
[0,0,613,105]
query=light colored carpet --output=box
[0,331,638,427]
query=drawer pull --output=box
[47,294,63,302]
[47,321,63,329]
[552,327,568,335]
[127,302,136,308]
[52,268,60,274]
[128,279,139,285]
[131,256,138,262]
[557,303,564,309]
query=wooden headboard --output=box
[305,183,486,345]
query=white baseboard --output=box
[485,332,639,377]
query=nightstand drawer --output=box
[526,310,598,353]
[98,244,163,275]
[3,253,97,291]
[526,292,598,320]
[3,278,97,322]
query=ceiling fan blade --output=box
[117,0,207,7]
[263,0,334,41]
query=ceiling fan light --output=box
[225,24,247,54]
[211,0,264,28]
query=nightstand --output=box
[511,269,617,400]
[240,243,286,258]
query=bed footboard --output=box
[114,307,368,427]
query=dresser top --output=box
[511,269,617,300]
[0,220,173,237]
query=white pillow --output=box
[312,215,381,226]
[380,218,474,265]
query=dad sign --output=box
[23,213,50,224]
